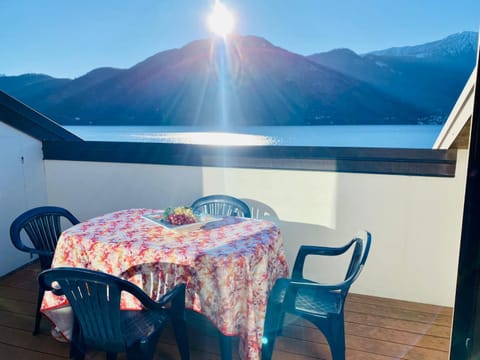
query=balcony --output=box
[0,60,477,358]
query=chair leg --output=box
[170,285,190,360]
[172,317,190,360]
[106,352,117,360]
[69,342,85,360]
[320,317,345,360]
[261,303,284,360]
[33,288,45,335]
[276,311,286,336]
[69,319,86,360]
[219,333,232,360]
[135,338,154,360]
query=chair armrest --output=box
[292,240,356,279]
[290,261,366,292]
[155,283,186,310]
[10,236,52,257]
[23,247,53,257]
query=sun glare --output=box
[207,1,235,37]
[133,132,275,146]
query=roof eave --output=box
[0,90,82,142]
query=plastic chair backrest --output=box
[191,194,251,218]
[10,206,80,270]
[39,268,142,353]
[262,231,371,360]
[345,231,371,285]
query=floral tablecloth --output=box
[41,208,289,360]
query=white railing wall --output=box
[0,122,48,276]
[44,151,468,307]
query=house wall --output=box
[44,149,468,306]
[0,122,48,276]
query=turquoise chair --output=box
[38,267,189,360]
[10,206,80,334]
[262,231,372,360]
[191,194,251,218]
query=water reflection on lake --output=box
[65,125,443,149]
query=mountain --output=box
[368,31,477,61]
[0,32,476,126]
[308,31,477,123]
[0,74,69,102]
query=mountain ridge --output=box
[0,31,476,126]
[307,31,477,122]
[367,31,478,59]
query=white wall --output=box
[44,151,468,306]
[0,122,48,275]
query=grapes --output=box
[163,206,197,225]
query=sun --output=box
[207,1,235,37]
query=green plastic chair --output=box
[38,267,189,360]
[262,231,372,360]
[10,206,80,334]
[191,194,251,218]
[191,194,251,359]
[10,206,80,270]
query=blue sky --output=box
[1,0,479,78]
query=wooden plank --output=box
[273,334,331,359]
[346,334,448,360]
[346,323,450,352]
[345,301,452,327]
[0,310,37,332]
[348,293,453,317]
[0,325,69,358]
[0,265,454,360]
[283,312,451,338]
[345,312,451,338]
[1,271,38,290]
[0,297,36,316]
[281,321,450,352]
[0,343,66,360]
[0,285,38,303]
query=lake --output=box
[65,125,443,148]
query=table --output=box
[41,208,289,360]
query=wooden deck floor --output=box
[0,262,452,359]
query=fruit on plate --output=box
[163,206,197,225]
